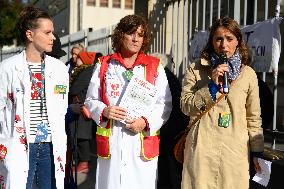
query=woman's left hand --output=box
[253,157,262,173]
[125,118,146,134]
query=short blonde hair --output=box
[71,43,85,52]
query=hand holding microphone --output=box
[211,52,229,94]
[219,52,229,94]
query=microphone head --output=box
[219,52,227,63]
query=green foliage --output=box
[0,0,24,47]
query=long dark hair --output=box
[111,14,151,52]
[201,17,249,65]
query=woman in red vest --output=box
[85,15,172,189]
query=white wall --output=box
[82,0,134,30]
[82,4,134,30]
[69,0,79,34]
[70,0,134,34]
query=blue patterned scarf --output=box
[210,49,242,81]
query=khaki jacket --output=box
[180,59,263,189]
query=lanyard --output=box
[28,62,45,98]
[28,60,45,120]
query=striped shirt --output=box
[28,62,51,143]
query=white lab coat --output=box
[0,51,69,189]
[85,59,172,189]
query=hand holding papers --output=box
[252,158,272,187]
[119,76,158,123]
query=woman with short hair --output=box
[0,6,68,189]
[85,15,172,189]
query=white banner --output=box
[188,30,208,62]
[188,18,282,72]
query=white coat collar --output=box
[14,51,29,86]
[15,50,54,78]
[44,56,54,78]
[15,51,27,72]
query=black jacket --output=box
[69,65,95,139]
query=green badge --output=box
[54,85,67,94]
[218,112,231,128]
[123,69,134,81]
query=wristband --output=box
[141,116,150,132]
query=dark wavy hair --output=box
[201,17,249,65]
[111,14,151,52]
[16,6,52,44]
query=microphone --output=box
[220,52,229,94]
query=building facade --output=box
[34,0,135,36]
[69,0,134,34]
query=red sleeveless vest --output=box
[96,53,161,160]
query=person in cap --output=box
[46,33,67,59]
[68,52,97,173]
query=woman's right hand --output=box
[211,63,229,85]
[102,106,127,121]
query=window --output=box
[100,0,108,7]
[87,0,96,6]
[113,0,121,8]
[125,0,133,9]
